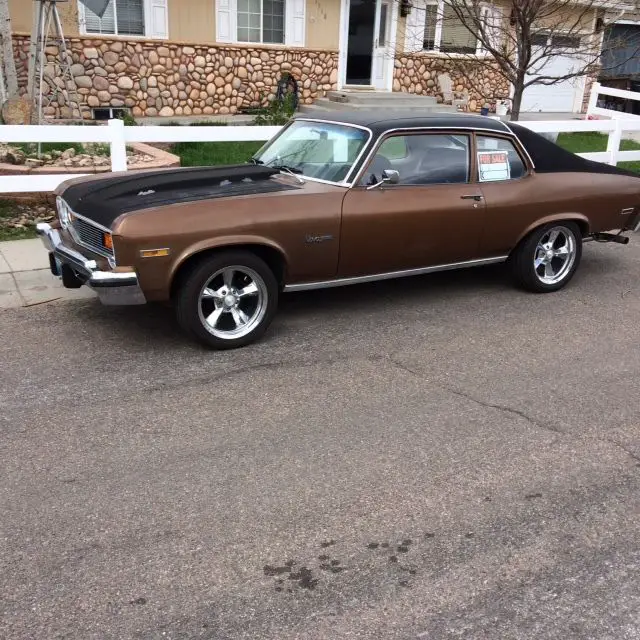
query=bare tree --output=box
[401,0,638,120]
[0,0,18,102]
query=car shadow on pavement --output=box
[56,248,626,350]
[63,264,509,350]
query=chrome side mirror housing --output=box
[366,169,400,190]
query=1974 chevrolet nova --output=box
[37,112,640,349]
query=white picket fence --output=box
[586,81,640,121]
[1,114,640,194]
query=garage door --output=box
[521,36,585,113]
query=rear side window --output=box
[476,136,527,182]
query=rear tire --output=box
[511,222,582,293]
[175,251,278,349]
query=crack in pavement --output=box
[387,354,640,466]
[3,353,388,422]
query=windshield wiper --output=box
[269,163,305,183]
[252,158,305,183]
[272,164,303,174]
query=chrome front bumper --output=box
[36,223,146,305]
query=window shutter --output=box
[216,0,237,43]
[285,0,305,47]
[144,0,169,38]
[405,0,427,53]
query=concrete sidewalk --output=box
[0,238,94,308]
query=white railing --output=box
[0,119,280,194]
[586,81,640,121]
[521,117,640,166]
[1,115,640,194]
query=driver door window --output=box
[359,133,471,186]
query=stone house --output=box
[6,0,615,118]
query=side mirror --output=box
[382,169,400,184]
[367,169,400,190]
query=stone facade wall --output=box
[11,34,339,119]
[393,54,510,113]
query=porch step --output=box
[299,99,458,115]
[326,90,439,106]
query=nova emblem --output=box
[305,234,334,244]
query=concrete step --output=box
[299,102,458,115]
[326,90,439,106]
[306,97,453,111]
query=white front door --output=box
[371,0,391,90]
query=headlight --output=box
[103,233,113,250]
[56,196,70,228]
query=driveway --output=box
[1,240,639,640]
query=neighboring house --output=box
[5,0,615,118]
[599,13,640,113]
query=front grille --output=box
[71,216,113,258]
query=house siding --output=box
[169,0,216,44]
[306,0,340,50]
[8,0,340,49]
[9,0,79,34]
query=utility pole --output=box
[0,0,19,100]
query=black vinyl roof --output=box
[293,110,511,136]
[294,110,638,178]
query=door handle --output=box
[461,194,483,201]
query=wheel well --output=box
[170,244,287,299]
[512,218,589,255]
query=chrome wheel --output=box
[533,226,577,285]
[197,266,268,340]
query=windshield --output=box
[253,120,370,183]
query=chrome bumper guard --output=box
[36,223,146,305]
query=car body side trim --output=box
[283,255,509,292]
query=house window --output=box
[423,1,478,53]
[216,0,305,47]
[237,0,285,43]
[84,0,145,36]
[531,32,581,49]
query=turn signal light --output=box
[103,233,113,250]
[140,248,170,258]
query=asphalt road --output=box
[1,240,640,640]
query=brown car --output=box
[37,112,640,349]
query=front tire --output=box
[511,222,582,293]
[175,251,278,349]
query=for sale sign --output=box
[478,151,510,182]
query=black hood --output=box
[59,164,299,228]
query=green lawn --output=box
[168,131,640,172]
[557,131,640,174]
[170,141,263,167]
